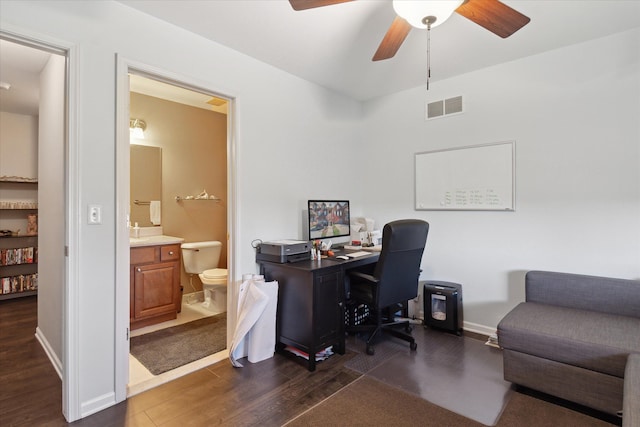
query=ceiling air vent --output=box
[426,95,464,120]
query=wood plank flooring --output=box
[0,296,620,426]
[0,296,362,426]
[0,296,64,426]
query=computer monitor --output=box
[307,200,350,241]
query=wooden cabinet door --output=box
[133,261,179,320]
[313,270,343,344]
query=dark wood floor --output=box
[1,296,620,427]
[0,296,64,425]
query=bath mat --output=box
[130,313,226,375]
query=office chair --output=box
[347,219,429,355]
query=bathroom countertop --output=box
[129,235,184,247]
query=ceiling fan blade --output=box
[372,16,412,61]
[455,0,530,38]
[289,0,353,11]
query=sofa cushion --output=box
[498,302,640,378]
[525,271,640,318]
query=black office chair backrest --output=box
[374,219,429,307]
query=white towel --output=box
[149,201,161,225]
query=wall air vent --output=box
[426,95,464,120]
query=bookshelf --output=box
[0,178,38,300]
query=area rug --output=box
[130,314,226,375]
[285,376,615,427]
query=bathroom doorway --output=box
[117,66,235,396]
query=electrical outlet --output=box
[88,204,102,225]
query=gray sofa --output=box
[497,270,640,421]
[625,353,640,427]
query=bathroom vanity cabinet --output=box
[130,243,181,330]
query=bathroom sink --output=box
[129,235,184,247]
[129,237,148,243]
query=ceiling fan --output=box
[289,0,530,61]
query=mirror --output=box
[130,144,162,227]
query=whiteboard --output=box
[415,141,515,211]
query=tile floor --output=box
[128,294,229,396]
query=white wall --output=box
[358,28,640,331]
[2,0,363,420]
[37,53,66,373]
[2,0,639,420]
[0,111,38,178]
[0,112,38,231]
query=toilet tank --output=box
[181,241,222,274]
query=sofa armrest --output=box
[623,353,640,427]
[525,271,640,318]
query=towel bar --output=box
[174,195,221,202]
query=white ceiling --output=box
[129,74,228,114]
[1,1,639,116]
[118,0,640,101]
[0,41,228,116]
[0,39,53,115]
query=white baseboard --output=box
[80,392,116,418]
[35,326,63,379]
[462,321,497,338]
[402,302,498,339]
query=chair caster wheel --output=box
[366,345,375,355]
[410,342,417,351]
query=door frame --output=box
[0,27,80,421]
[0,24,82,421]
[114,56,238,400]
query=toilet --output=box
[181,241,228,313]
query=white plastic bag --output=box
[229,274,278,367]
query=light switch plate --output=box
[88,204,102,225]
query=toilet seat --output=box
[200,268,228,286]
[203,268,227,280]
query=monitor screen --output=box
[308,200,350,241]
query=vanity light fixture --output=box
[129,118,146,139]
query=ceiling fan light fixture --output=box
[392,0,463,29]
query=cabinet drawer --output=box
[161,244,180,262]
[130,246,156,264]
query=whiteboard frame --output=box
[414,141,516,211]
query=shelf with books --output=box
[0,180,38,299]
[0,272,38,299]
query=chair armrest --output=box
[347,271,379,304]
[348,271,379,284]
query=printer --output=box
[256,240,311,263]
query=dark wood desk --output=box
[259,252,379,371]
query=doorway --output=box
[0,34,69,415]
[116,62,236,397]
